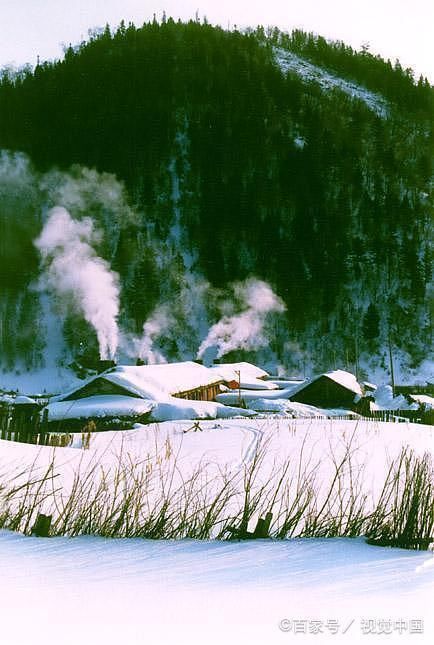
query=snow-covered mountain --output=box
[274,47,389,118]
[0,21,432,383]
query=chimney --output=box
[97,359,116,373]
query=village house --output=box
[53,362,224,404]
[289,369,363,409]
[43,361,270,430]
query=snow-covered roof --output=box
[409,394,434,409]
[14,395,37,405]
[362,381,377,391]
[235,380,277,391]
[323,370,363,397]
[53,362,224,403]
[46,395,155,421]
[208,363,279,390]
[207,362,269,383]
[286,369,363,401]
[149,398,256,422]
[46,392,257,423]
[216,384,302,406]
[0,394,15,405]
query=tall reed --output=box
[0,430,432,549]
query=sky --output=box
[0,0,433,83]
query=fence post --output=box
[31,513,52,537]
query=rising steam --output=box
[120,304,174,364]
[197,278,286,364]
[137,307,170,363]
[34,206,120,360]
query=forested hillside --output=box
[0,19,432,380]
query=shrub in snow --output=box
[0,426,432,548]
[366,449,434,550]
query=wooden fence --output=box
[317,413,430,424]
[0,403,72,447]
[0,399,432,448]
[366,409,433,425]
[326,411,432,425]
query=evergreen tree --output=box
[363,303,381,341]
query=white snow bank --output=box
[2,418,433,489]
[149,397,256,422]
[46,393,256,424]
[46,395,155,421]
[249,398,326,417]
[373,385,417,411]
[274,47,389,118]
[216,384,302,406]
[46,392,256,424]
[410,395,434,410]
[249,399,358,419]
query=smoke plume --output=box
[120,304,174,364]
[197,278,285,364]
[121,277,209,365]
[34,206,120,360]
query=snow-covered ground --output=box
[274,47,389,118]
[1,418,433,520]
[45,393,256,422]
[0,530,432,645]
[1,418,433,644]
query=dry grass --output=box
[0,425,432,549]
[365,448,434,549]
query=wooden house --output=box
[53,362,224,404]
[290,370,363,409]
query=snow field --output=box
[0,530,432,645]
[0,418,433,645]
[0,419,433,539]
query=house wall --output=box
[173,382,222,401]
[63,376,223,401]
[63,378,132,401]
[291,376,356,408]
[64,378,223,403]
